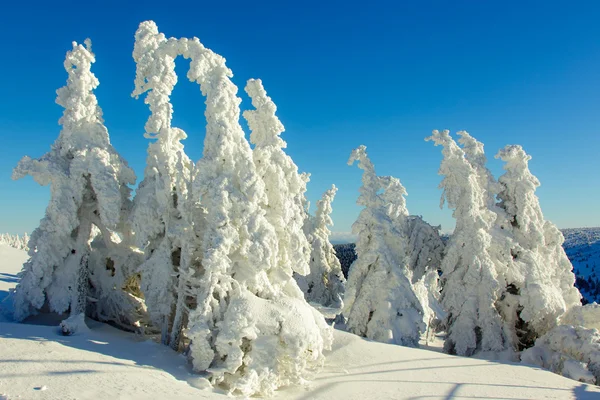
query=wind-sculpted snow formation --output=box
[299,185,346,308]
[522,324,600,385]
[343,145,426,347]
[131,21,331,397]
[11,40,140,333]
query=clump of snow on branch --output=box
[427,130,510,356]
[12,40,139,332]
[343,145,425,347]
[131,21,332,397]
[299,185,346,308]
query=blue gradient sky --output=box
[1,1,599,238]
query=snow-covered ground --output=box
[1,243,599,400]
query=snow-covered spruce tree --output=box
[495,145,581,340]
[131,25,198,349]
[455,131,528,349]
[12,40,138,333]
[300,185,346,308]
[243,78,311,279]
[132,21,332,396]
[426,130,511,356]
[342,145,425,347]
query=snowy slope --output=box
[1,243,599,399]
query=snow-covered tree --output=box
[243,78,311,278]
[132,21,332,396]
[300,185,346,308]
[343,145,425,347]
[456,131,526,349]
[12,40,138,333]
[427,130,510,356]
[495,145,581,342]
[131,25,197,349]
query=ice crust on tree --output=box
[12,40,139,330]
[131,21,332,397]
[343,145,425,347]
[299,185,346,308]
[427,130,511,356]
[243,78,311,278]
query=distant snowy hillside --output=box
[335,227,600,304]
[563,228,600,304]
[2,243,599,399]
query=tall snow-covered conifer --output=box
[301,185,346,308]
[427,130,510,356]
[343,145,425,347]
[495,145,581,340]
[132,22,332,396]
[243,78,311,278]
[12,40,137,332]
[131,25,197,349]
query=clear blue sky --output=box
[1,1,599,239]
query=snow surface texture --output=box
[343,145,426,347]
[298,185,346,308]
[131,21,331,397]
[10,39,140,330]
[2,245,600,400]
